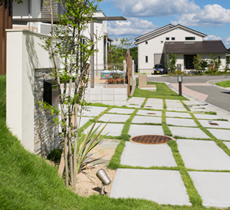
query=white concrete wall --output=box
[6,29,54,153]
[138,27,204,74]
[85,87,128,106]
[200,54,226,70]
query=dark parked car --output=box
[153,64,164,74]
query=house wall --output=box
[200,54,226,71]
[13,7,108,75]
[171,53,226,73]
[6,29,56,154]
[13,0,41,33]
[138,28,204,74]
[93,18,108,76]
[175,54,184,71]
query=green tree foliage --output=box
[193,54,202,72]
[200,59,208,70]
[130,46,138,61]
[108,38,136,70]
[165,53,177,73]
[209,54,222,72]
[41,0,108,188]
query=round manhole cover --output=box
[131,135,173,145]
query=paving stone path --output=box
[81,98,230,208]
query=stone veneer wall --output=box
[34,69,60,157]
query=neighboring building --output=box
[135,24,228,74]
[12,0,110,72]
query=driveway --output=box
[148,75,230,112]
[81,99,230,208]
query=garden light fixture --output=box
[177,75,183,96]
[96,169,111,195]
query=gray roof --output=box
[164,40,228,54]
[135,24,207,45]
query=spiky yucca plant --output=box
[76,121,108,174]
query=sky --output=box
[98,0,230,48]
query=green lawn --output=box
[133,80,188,100]
[215,80,230,88]
[1,75,211,209]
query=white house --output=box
[135,24,228,74]
[12,0,110,72]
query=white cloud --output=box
[203,35,222,40]
[173,4,230,26]
[112,0,199,17]
[110,0,230,27]
[108,17,156,36]
[225,37,230,47]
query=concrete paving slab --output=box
[199,120,230,129]
[84,123,124,136]
[189,171,230,208]
[183,101,200,106]
[81,106,107,117]
[194,113,226,120]
[129,125,164,137]
[166,118,197,127]
[166,100,184,107]
[169,126,210,139]
[110,169,191,206]
[137,110,162,117]
[166,99,182,103]
[89,139,120,166]
[224,142,230,150]
[177,140,230,170]
[146,98,163,104]
[190,108,209,112]
[207,129,230,141]
[144,104,163,109]
[166,112,191,118]
[99,114,130,123]
[167,104,184,108]
[109,108,135,114]
[127,97,145,108]
[79,117,92,128]
[145,99,163,109]
[120,142,177,167]
[167,107,187,112]
[132,116,162,124]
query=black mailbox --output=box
[44,80,59,107]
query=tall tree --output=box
[41,0,106,188]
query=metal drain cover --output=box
[209,122,219,126]
[147,113,156,115]
[131,135,173,145]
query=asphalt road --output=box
[148,75,230,84]
[148,75,230,112]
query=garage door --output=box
[154,54,164,66]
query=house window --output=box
[145,56,148,63]
[171,37,175,40]
[145,41,148,44]
[185,37,195,40]
[166,37,169,40]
